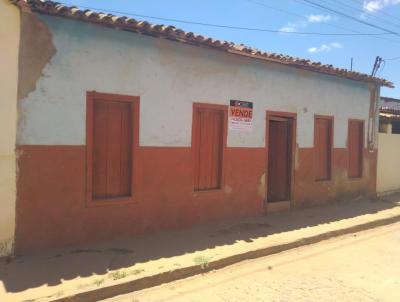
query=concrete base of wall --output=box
[378,189,400,197]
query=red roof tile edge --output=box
[13,0,394,88]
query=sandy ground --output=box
[1,197,399,302]
[104,222,400,302]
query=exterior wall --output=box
[15,13,378,253]
[379,122,391,134]
[0,0,20,256]
[377,132,400,194]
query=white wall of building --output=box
[17,15,371,149]
[0,0,19,256]
[377,132,400,194]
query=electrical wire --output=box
[385,56,400,61]
[320,0,400,30]
[349,0,400,23]
[245,0,381,35]
[247,0,400,46]
[293,0,400,44]
[300,0,400,36]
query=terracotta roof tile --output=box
[13,0,394,88]
[380,97,400,116]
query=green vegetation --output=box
[193,255,213,269]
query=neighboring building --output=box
[379,97,400,134]
[0,0,20,257]
[2,0,394,255]
[377,97,400,195]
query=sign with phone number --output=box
[229,100,253,131]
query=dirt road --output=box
[102,222,400,302]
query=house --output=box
[0,0,394,255]
[377,96,400,195]
[379,96,400,134]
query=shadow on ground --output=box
[0,195,398,294]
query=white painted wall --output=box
[0,0,19,256]
[17,15,371,149]
[377,132,400,194]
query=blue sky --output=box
[61,0,400,97]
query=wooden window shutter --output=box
[87,92,139,204]
[193,105,226,191]
[314,117,333,181]
[348,120,364,178]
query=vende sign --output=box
[229,100,253,131]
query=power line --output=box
[300,0,400,36]
[245,0,305,18]
[56,1,397,37]
[349,0,400,23]
[247,0,400,46]
[289,0,400,44]
[321,0,400,30]
[385,56,400,61]
[245,0,382,35]
[326,0,400,29]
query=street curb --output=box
[56,213,400,302]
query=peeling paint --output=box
[294,144,300,170]
[224,185,232,194]
[258,173,266,199]
[17,12,56,101]
[0,238,14,257]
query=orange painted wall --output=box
[294,148,377,207]
[15,145,377,254]
[15,146,265,253]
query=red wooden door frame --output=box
[314,115,334,182]
[348,119,365,179]
[191,103,228,193]
[265,111,297,207]
[268,119,290,201]
[86,91,140,207]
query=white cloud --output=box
[279,26,296,33]
[279,22,301,33]
[279,14,332,33]
[279,21,306,33]
[363,0,400,12]
[307,14,332,23]
[308,42,343,53]
[330,42,343,48]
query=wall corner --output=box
[0,0,21,257]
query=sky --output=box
[59,0,400,98]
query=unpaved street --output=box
[103,222,400,302]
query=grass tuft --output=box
[193,255,213,269]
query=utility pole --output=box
[350,58,353,71]
[371,56,383,77]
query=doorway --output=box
[266,113,296,208]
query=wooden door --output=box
[193,107,225,191]
[348,120,364,178]
[92,100,133,199]
[267,118,293,202]
[315,118,332,181]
